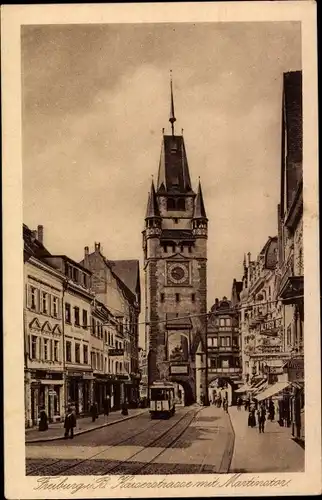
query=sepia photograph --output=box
[2,1,320,498]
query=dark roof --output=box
[45,255,92,274]
[156,135,194,194]
[283,71,302,165]
[259,236,278,270]
[160,229,195,241]
[145,180,160,218]
[23,224,52,261]
[193,181,207,219]
[108,260,140,298]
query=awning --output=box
[248,378,266,392]
[235,383,250,393]
[256,381,291,401]
[253,380,268,395]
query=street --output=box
[26,406,233,475]
[26,405,304,476]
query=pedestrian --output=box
[90,401,98,422]
[121,400,129,416]
[103,395,110,418]
[257,402,266,433]
[38,407,48,432]
[64,406,76,439]
[248,402,256,427]
[223,398,228,412]
[268,399,275,421]
[237,397,242,411]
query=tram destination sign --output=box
[259,317,282,336]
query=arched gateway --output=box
[143,78,208,405]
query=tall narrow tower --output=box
[142,76,208,405]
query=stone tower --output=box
[142,76,208,405]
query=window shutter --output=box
[37,289,41,312]
[26,285,31,308]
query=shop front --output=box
[284,357,304,442]
[66,369,94,416]
[26,369,64,427]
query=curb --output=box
[218,409,235,473]
[25,410,147,444]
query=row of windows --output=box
[160,293,195,303]
[30,335,60,361]
[29,286,60,318]
[167,198,186,211]
[207,336,239,348]
[29,335,129,374]
[161,243,193,254]
[208,358,240,369]
[65,262,90,288]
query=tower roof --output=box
[145,180,160,218]
[193,181,207,218]
[156,135,193,194]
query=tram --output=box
[149,381,176,419]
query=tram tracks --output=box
[27,408,200,476]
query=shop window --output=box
[74,307,80,326]
[31,335,37,359]
[54,340,59,361]
[83,345,88,364]
[66,341,72,362]
[52,297,59,318]
[30,286,37,310]
[65,303,71,324]
[82,309,88,328]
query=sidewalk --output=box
[229,406,304,473]
[25,409,146,444]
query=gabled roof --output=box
[107,260,140,299]
[193,181,207,219]
[23,224,52,262]
[156,135,193,194]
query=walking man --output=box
[64,406,76,439]
[257,402,266,433]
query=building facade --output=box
[207,297,242,405]
[142,82,208,405]
[276,70,304,441]
[24,225,65,428]
[80,243,141,404]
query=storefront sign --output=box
[170,365,188,375]
[83,373,94,380]
[287,358,304,381]
[35,371,63,380]
[109,348,124,356]
[259,318,282,336]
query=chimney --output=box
[94,242,100,253]
[37,225,44,244]
[84,246,89,257]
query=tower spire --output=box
[169,70,176,135]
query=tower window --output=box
[188,246,192,253]
[191,293,196,303]
[174,218,178,224]
[175,293,180,303]
[167,198,176,210]
[160,293,165,303]
[172,244,176,253]
[177,198,185,211]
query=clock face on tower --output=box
[166,262,190,285]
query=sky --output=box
[22,22,301,347]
